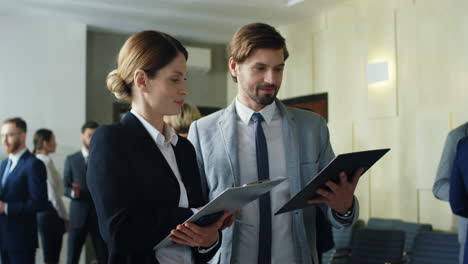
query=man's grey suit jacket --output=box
[188,99,359,264]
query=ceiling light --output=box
[284,0,305,7]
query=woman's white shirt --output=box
[36,154,69,220]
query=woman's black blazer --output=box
[87,112,219,264]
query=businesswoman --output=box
[34,129,69,264]
[86,30,232,264]
[164,103,202,137]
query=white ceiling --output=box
[1,0,346,43]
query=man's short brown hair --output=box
[3,117,27,133]
[229,23,289,82]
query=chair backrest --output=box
[334,219,365,249]
[409,231,458,264]
[394,221,433,254]
[367,217,403,229]
[349,228,405,264]
[367,217,434,254]
[321,219,365,264]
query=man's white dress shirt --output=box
[233,99,297,264]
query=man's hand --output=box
[72,182,81,198]
[0,201,5,214]
[169,211,234,248]
[307,168,364,214]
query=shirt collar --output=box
[8,148,27,164]
[235,97,277,126]
[131,110,178,147]
[35,153,50,162]
[81,147,89,159]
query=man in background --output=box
[164,103,202,137]
[0,117,48,263]
[64,121,107,264]
[433,121,468,263]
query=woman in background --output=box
[34,129,69,264]
[86,30,233,264]
[164,103,202,137]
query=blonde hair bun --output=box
[106,69,130,100]
[105,31,188,101]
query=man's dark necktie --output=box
[251,112,271,264]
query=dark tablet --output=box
[275,148,390,215]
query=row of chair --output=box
[322,218,458,264]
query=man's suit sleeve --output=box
[187,122,223,261]
[188,120,209,202]
[327,197,360,230]
[315,117,359,229]
[317,117,335,171]
[7,159,48,215]
[87,126,194,253]
[63,156,73,198]
[450,141,468,217]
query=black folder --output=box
[275,148,390,215]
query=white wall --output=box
[0,14,87,262]
[265,0,468,231]
[0,14,86,171]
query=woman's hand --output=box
[220,210,238,231]
[169,211,234,248]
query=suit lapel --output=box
[172,141,187,181]
[277,101,301,195]
[0,159,7,182]
[172,140,201,206]
[2,151,29,191]
[0,159,6,195]
[121,113,178,184]
[218,101,241,187]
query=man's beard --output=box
[251,84,278,106]
[5,140,21,154]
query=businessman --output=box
[0,117,48,263]
[433,121,468,262]
[188,23,361,264]
[64,121,107,264]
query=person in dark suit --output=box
[450,136,468,264]
[0,117,48,264]
[434,122,468,263]
[64,121,107,264]
[87,30,233,264]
